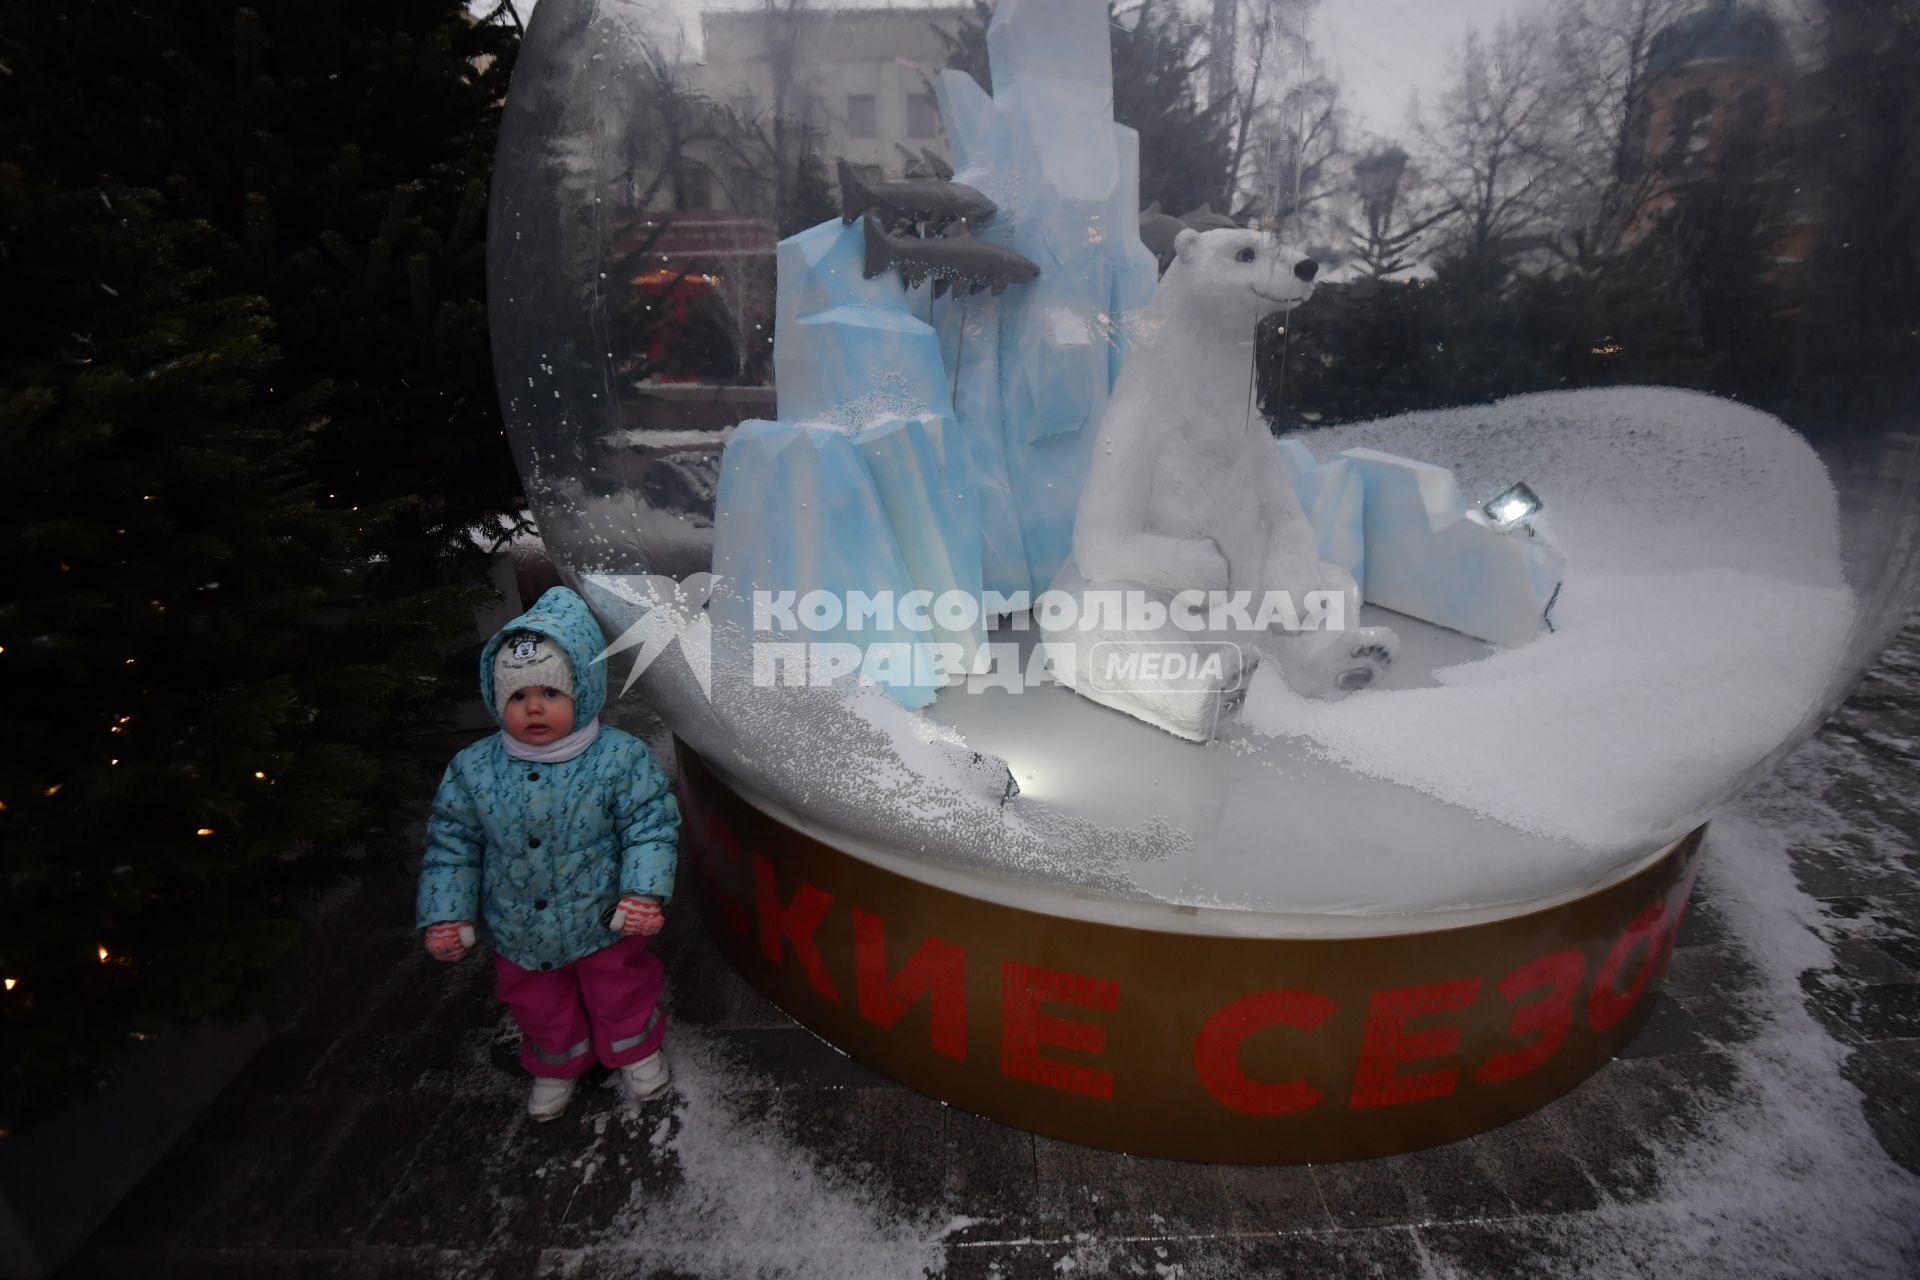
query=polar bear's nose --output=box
[1294,259,1319,283]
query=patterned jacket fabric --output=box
[416,587,680,971]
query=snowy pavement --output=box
[64,628,1920,1279]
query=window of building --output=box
[675,165,712,211]
[907,92,939,139]
[1732,85,1769,143]
[846,93,878,139]
[1665,87,1714,171]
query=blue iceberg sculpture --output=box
[931,0,1161,596]
[709,217,987,709]
[709,0,1150,705]
[1276,439,1367,588]
[1338,448,1566,648]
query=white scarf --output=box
[500,719,601,764]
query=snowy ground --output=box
[65,625,1920,1279]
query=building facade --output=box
[695,5,967,188]
[1628,0,1811,269]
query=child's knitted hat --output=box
[492,631,574,716]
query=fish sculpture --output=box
[1179,203,1240,232]
[861,213,1039,298]
[1138,201,1191,267]
[838,158,998,230]
[918,147,955,182]
[897,147,956,182]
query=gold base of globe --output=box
[675,740,1703,1164]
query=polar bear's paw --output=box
[1273,625,1400,701]
[1337,639,1397,691]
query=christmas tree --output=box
[4,0,525,581]
[0,168,481,1127]
[0,1,519,1126]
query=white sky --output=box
[1317,0,1547,139]
[492,0,1549,139]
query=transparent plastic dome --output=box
[488,0,1919,924]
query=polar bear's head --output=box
[1164,227,1317,330]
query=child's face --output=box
[503,686,576,745]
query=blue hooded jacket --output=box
[415,587,680,970]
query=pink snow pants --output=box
[492,936,667,1079]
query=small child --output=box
[417,586,682,1121]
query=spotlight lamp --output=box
[1484,482,1544,533]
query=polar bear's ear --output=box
[1174,228,1201,262]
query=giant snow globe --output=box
[488,0,1919,1160]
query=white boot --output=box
[527,1074,578,1122]
[619,1050,671,1103]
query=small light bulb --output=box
[196,827,215,837]
[4,979,15,991]
[1483,482,1543,532]
[254,771,267,780]
[98,946,109,962]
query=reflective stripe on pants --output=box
[608,1007,663,1057]
[528,1036,592,1067]
[494,935,667,1078]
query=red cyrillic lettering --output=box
[753,853,839,1001]
[693,809,750,934]
[852,907,966,1060]
[1349,978,1482,1110]
[1589,901,1670,1030]
[1000,961,1117,1100]
[1193,988,1337,1116]
[1474,950,1585,1085]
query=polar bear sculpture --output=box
[1054,227,1399,738]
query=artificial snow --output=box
[1242,386,1854,856]
[612,386,1867,920]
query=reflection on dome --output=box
[490,0,1919,922]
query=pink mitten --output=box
[425,920,475,961]
[612,895,664,937]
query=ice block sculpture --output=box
[710,420,943,709]
[1276,439,1366,588]
[773,217,956,423]
[707,217,987,709]
[1338,448,1566,648]
[932,0,1161,597]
